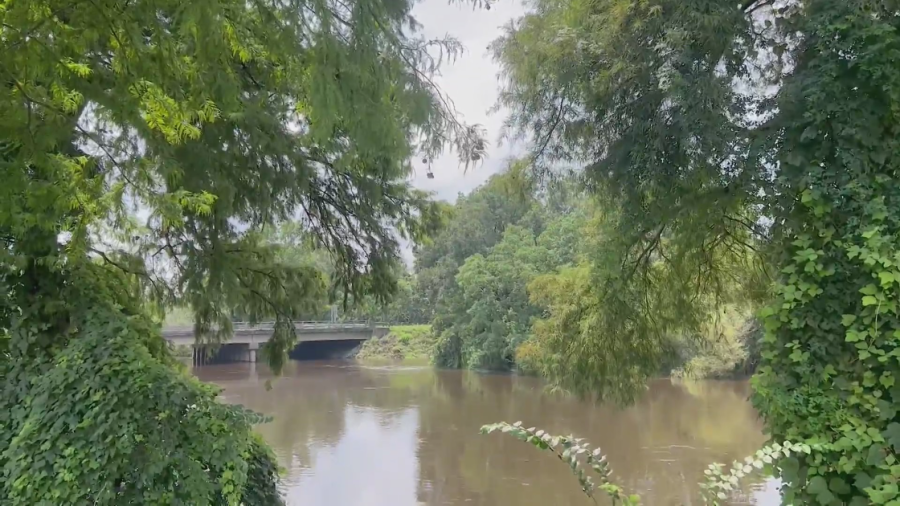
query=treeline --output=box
[387,168,760,379]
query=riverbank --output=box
[354,325,435,362]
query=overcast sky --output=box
[407,0,527,203]
[395,0,528,265]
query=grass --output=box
[355,325,435,362]
[163,307,194,326]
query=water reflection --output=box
[195,362,776,506]
[286,406,419,505]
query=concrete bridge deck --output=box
[162,321,389,364]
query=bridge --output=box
[162,321,389,365]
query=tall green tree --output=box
[0,0,485,502]
[428,175,591,369]
[433,225,544,369]
[414,167,538,324]
[493,0,900,502]
[492,0,767,402]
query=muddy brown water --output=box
[193,361,781,506]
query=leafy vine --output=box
[482,421,811,505]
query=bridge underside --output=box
[192,343,257,366]
[191,339,366,366]
[289,339,363,361]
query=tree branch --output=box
[624,225,666,281]
[533,94,566,163]
[89,247,167,299]
[741,0,771,14]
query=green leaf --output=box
[854,472,873,491]
[781,456,800,483]
[884,423,900,452]
[829,477,851,495]
[842,314,857,326]
[866,443,886,466]
[861,284,879,295]
[808,476,835,504]
[862,295,878,307]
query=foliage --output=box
[482,421,813,506]
[416,168,759,379]
[254,222,435,324]
[700,441,815,505]
[164,306,196,326]
[336,270,433,324]
[480,421,640,505]
[490,0,770,403]
[672,307,757,380]
[434,225,545,369]
[226,222,421,324]
[0,0,487,364]
[1,303,283,505]
[354,324,435,362]
[390,324,432,345]
[238,434,284,506]
[0,0,486,501]
[512,337,543,375]
[415,168,539,327]
[493,0,900,501]
[170,343,194,358]
[749,2,900,504]
[428,175,591,370]
[524,260,759,391]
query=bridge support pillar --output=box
[192,346,206,367]
[247,343,259,363]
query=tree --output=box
[429,176,591,370]
[492,0,900,502]
[492,0,767,402]
[414,167,538,325]
[433,225,544,369]
[248,222,421,323]
[0,0,486,502]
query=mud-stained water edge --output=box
[193,361,781,506]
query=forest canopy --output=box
[0,0,487,502]
[365,0,900,503]
[5,0,900,503]
[399,169,759,382]
[485,0,900,503]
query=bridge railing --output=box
[234,321,385,331]
[163,320,389,333]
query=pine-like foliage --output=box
[494,0,900,502]
[0,0,486,502]
[491,0,770,403]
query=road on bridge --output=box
[162,321,390,346]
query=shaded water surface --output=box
[194,362,779,506]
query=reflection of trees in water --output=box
[201,364,771,505]
[415,372,588,505]
[414,375,770,506]
[611,380,770,502]
[201,363,440,473]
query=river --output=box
[193,361,781,506]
